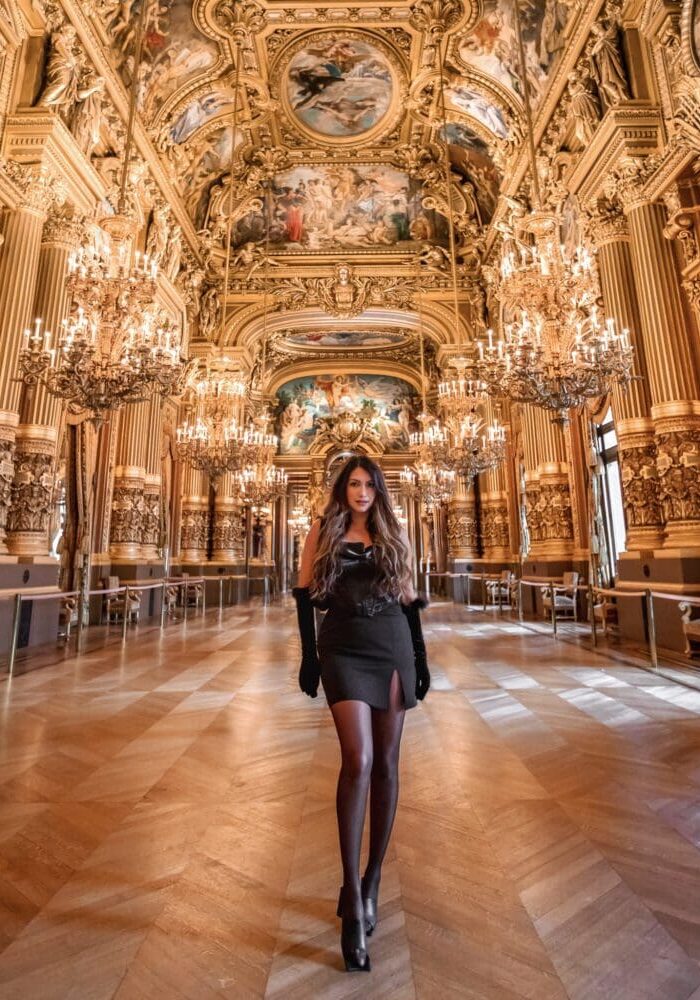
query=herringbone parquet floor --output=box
[1,599,700,999]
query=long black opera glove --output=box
[292,587,320,698]
[401,598,430,700]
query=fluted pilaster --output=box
[626,198,700,549]
[110,401,150,559]
[212,471,244,561]
[524,408,574,560]
[593,209,663,550]
[0,201,46,551]
[180,465,208,561]
[447,475,478,559]
[7,215,83,558]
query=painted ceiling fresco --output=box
[281,330,409,349]
[456,0,571,104]
[232,165,449,251]
[276,374,416,454]
[445,83,509,138]
[121,1,219,120]
[284,36,395,139]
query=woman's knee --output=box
[372,749,399,782]
[341,746,373,781]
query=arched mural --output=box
[275,374,417,454]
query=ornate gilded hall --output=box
[0,0,700,995]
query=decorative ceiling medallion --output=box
[276,31,405,145]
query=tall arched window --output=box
[594,409,626,582]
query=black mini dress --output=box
[316,542,417,710]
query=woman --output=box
[292,456,430,972]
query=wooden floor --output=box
[1,600,700,1000]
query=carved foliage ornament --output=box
[656,428,700,524]
[447,507,477,549]
[180,505,210,551]
[481,501,510,550]
[526,483,574,543]
[617,441,663,528]
[110,483,147,545]
[7,449,54,536]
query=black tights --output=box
[330,670,406,918]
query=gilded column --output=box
[0,167,56,551]
[619,168,700,549]
[479,400,511,562]
[109,401,149,560]
[447,475,478,559]
[180,465,208,562]
[6,212,83,557]
[589,198,664,549]
[480,465,511,562]
[212,471,244,561]
[142,395,164,560]
[523,406,574,560]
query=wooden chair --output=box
[593,595,619,636]
[102,576,141,626]
[543,571,580,622]
[58,595,78,642]
[486,570,514,607]
[679,602,700,657]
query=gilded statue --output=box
[199,284,221,340]
[588,20,629,109]
[317,263,371,318]
[146,204,171,265]
[229,242,281,280]
[72,71,105,158]
[568,69,601,145]
[37,24,81,116]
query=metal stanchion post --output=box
[551,587,557,636]
[219,577,223,612]
[160,582,167,630]
[121,586,129,643]
[498,581,503,614]
[482,576,487,611]
[77,589,85,653]
[589,585,597,648]
[518,580,523,622]
[646,589,658,670]
[7,594,22,678]
[201,583,206,616]
[183,583,188,622]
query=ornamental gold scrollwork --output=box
[110,483,148,547]
[526,482,574,544]
[617,440,663,529]
[656,427,700,524]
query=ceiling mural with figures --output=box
[454,0,571,104]
[283,35,396,140]
[279,330,411,350]
[275,374,417,455]
[231,164,449,251]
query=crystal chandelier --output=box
[17,3,188,423]
[175,361,250,480]
[476,216,634,419]
[288,500,311,534]
[475,0,634,422]
[19,242,186,422]
[436,362,507,478]
[235,463,288,509]
[400,462,456,511]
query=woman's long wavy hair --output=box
[311,455,413,603]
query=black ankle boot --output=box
[361,875,379,937]
[336,887,371,972]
